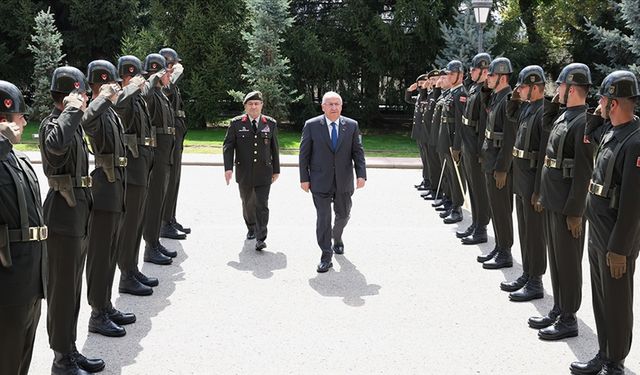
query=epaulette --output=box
[263,115,277,124]
[230,115,245,123]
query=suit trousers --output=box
[445,153,465,207]
[312,190,353,263]
[47,232,87,353]
[163,123,186,224]
[118,184,148,272]
[143,136,173,245]
[418,141,429,184]
[437,152,451,198]
[462,148,490,226]
[86,210,123,310]
[426,145,441,195]
[545,210,585,314]
[589,238,637,362]
[0,298,41,375]
[515,194,546,276]
[485,172,514,249]
[239,183,271,241]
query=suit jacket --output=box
[299,115,367,194]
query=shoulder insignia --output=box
[583,135,590,144]
[230,115,244,123]
[241,114,248,122]
[636,156,640,168]
[459,96,467,103]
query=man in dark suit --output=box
[299,91,367,273]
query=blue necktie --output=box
[331,122,338,151]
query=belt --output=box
[485,129,503,140]
[141,137,156,147]
[8,226,48,242]
[462,116,478,127]
[48,175,93,188]
[544,156,574,169]
[441,116,455,124]
[156,127,176,135]
[589,181,607,197]
[75,176,93,187]
[512,147,537,160]
[117,157,128,167]
[176,110,186,118]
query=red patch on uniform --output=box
[74,82,80,89]
[262,116,267,123]
[636,156,640,168]
[241,114,248,122]
[128,66,135,73]
[583,135,591,144]
[100,73,107,81]
[3,99,12,109]
[459,96,467,103]
[152,63,157,69]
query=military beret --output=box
[416,74,428,82]
[243,91,263,105]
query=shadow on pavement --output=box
[81,240,187,375]
[308,255,381,307]
[227,240,287,279]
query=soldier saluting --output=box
[223,91,281,251]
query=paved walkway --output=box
[27,165,639,374]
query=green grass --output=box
[15,122,419,158]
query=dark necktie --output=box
[331,122,338,151]
[252,119,257,133]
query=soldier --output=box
[423,70,444,201]
[404,74,430,191]
[529,63,593,341]
[142,53,177,265]
[114,55,158,296]
[570,71,640,375]
[431,72,453,213]
[478,57,516,269]
[441,59,467,224]
[501,66,548,302]
[40,67,104,373]
[0,81,46,375]
[459,53,491,244]
[223,91,280,251]
[159,47,191,239]
[84,60,136,338]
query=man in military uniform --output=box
[441,60,467,224]
[478,57,516,269]
[223,91,280,251]
[570,71,640,375]
[115,55,158,296]
[0,81,46,375]
[529,63,593,341]
[404,74,430,191]
[40,67,104,374]
[84,60,137,338]
[142,53,177,264]
[432,72,452,213]
[159,47,191,239]
[422,70,444,201]
[501,66,548,302]
[459,53,491,244]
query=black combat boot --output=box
[135,270,159,287]
[88,309,125,337]
[510,275,544,302]
[482,248,513,269]
[144,242,172,265]
[119,271,153,296]
[528,305,560,329]
[160,223,186,240]
[71,344,105,373]
[456,223,475,239]
[443,207,463,224]
[500,273,529,292]
[158,242,177,258]
[570,352,603,375]
[52,351,92,375]
[462,225,488,245]
[598,361,625,375]
[538,313,578,340]
[171,218,191,234]
[107,306,136,325]
[477,246,498,263]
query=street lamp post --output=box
[472,0,492,53]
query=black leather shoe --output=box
[500,273,529,292]
[510,276,544,302]
[171,219,191,234]
[477,247,498,263]
[158,243,177,258]
[462,233,488,245]
[483,249,513,269]
[570,352,603,375]
[538,313,578,340]
[528,305,561,329]
[417,185,430,191]
[52,351,91,375]
[89,310,126,337]
[443,208,463,224]
[333,242,344,255]
[160,224,187,240]
[456,224,475,239]
[439,208,452,218]
[135,270,159,287]
[598,362,625,375]
[246,230,256,240]
[432,199,445,208]
[119,272,153,296]
[255,240,267,251]
[414,181,425,189]
[107,306,136,325]
[144,243,172,265]
[422,192,437,200]
[317,261,333,273]
[71,345,105,373]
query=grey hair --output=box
[322,91,342,104]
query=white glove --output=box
[63,92,85,110]
[129,75,146,89]
[0,121,20,144]
[99,83,120,104]
[171,63,184,84]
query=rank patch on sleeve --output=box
[459,96,467,103]
[636,156,640,167]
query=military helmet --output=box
[555,63,591,86]
[446,60,464,73]
[516,65,545,86]
[159,48,181,64]
[0,80,26,114]
[598,70,639,98]
[416,73,428,82]
[50,66,89,94]
[117,55,146,77]
[488,57,513,75]
[144,53,167,74]
[87,60,121,84]
[471,53,491,69]
[427,69,441,78]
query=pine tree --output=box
[230,0,299,122]
[28,8,65,122]
[586,0,640,76]
[435,1,496,68]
